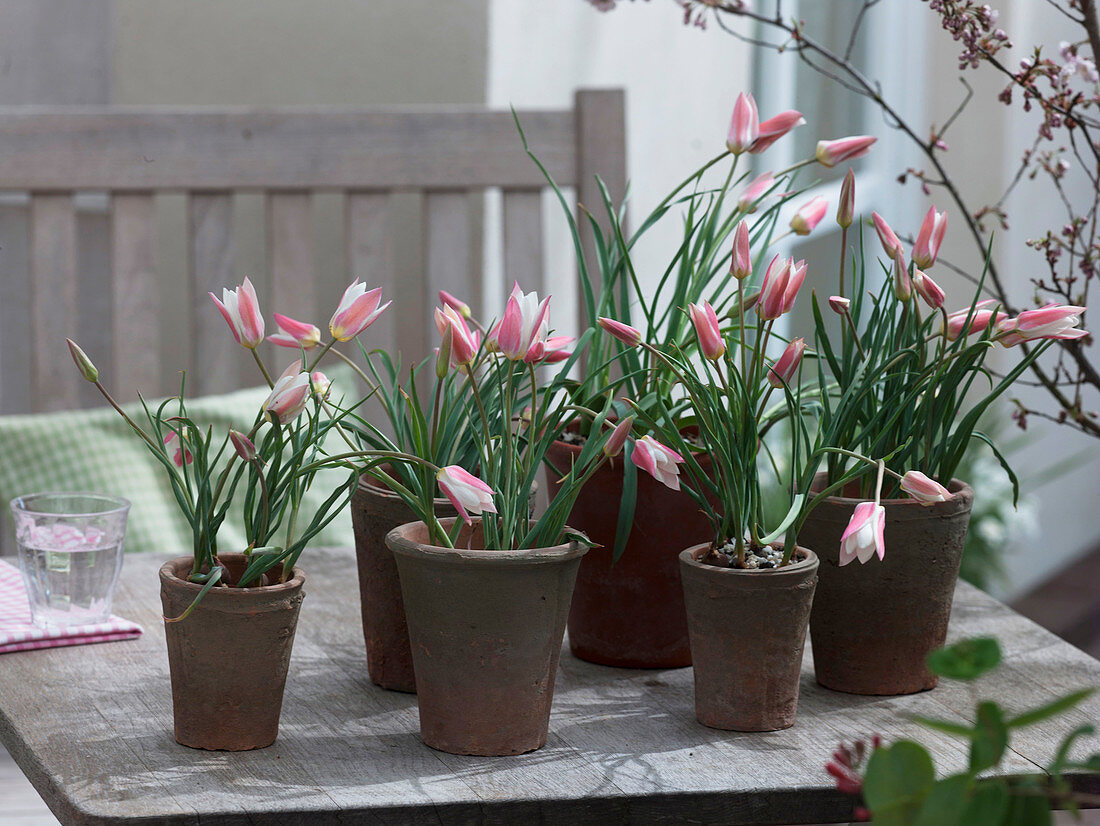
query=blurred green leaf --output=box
[928,638,1001,681]
[970,701,1008,774]
[863,740,935,825]
[1009,689,1095,729]
[961,780,1010,825]
[912,774,970,826]
[1003,779,1052,826]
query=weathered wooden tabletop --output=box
[1,548,1098,826]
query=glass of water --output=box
[10,493,131,629]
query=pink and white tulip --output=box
[944,299,1008,341]
[726,92,759,155]
[598,317,642,347]
[892,250,913,302]
[816,135,877,168]
[263,361,312,424]
[210,277,264,349]
[839,501,886,565]
[435,305,480,367]
[688,300,725,361]
[540,335,574,364]
[768,337,806,388]
[731,220,752,280]
[837,168,855,229]
[1002,304,1087,343]
[630,436,685,491]
[229,430,257,462]
[750,110,805,154]
[871,212,905,259]
[268,313,321,350]
[494,282,551,362]
[164,430,193,468]
[913,206,948,269]
[436,465,497,525]
[329,280,391,341]
[310,370,331,400]
[757,255,792,321]
[603,416,634,458]
[783,259,807,315]
[438,290,472,318]
[829,295,851,315]
[912,269,946,310]
[737,172,775,213]
[790,196,829,236]
[900,471,952,505]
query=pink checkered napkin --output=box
[0,559,142,654]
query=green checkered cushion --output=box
[0,377,356,556]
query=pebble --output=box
[715,541,785,569]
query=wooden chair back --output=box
[0,90,626,413]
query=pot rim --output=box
[679,543,819,578]
[357,471,538,502]
[386,517,586,565]
[159,553,304,595]
[809,472,974,509]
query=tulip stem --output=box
[251,348,274,388]
[773,156,816,178]
[838,226,848,298]
[306,339,337,373]
[328,347,380,393]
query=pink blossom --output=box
[790,196,829,236]
[828,295,851,315]
[436,465,497,526]
[912,206,948,269]
[598,317,642,347]
[688,300,725,361]
[726,92,759,155]
[268,313,321,350]
[438,290,472,318]
[329,280,391,341]
[757,255,792,321]
[768,338,806,388]
[750,110,805,153]
[210,277,264,349]
[944,300,1008,341]
[731,220,752,280]
[630,436,685,491]
[900,471,952,505]
[912,270,946,310]
[871,212,905,259]
[816,135,877,168]
[839,502,886,565]
[263,361,312,424]
[164,430,193,468]
[602,416,634,458]
[1005,304,1087,342]
[737,172,775,213]
[493,282,551,362]
[435,305,480,367]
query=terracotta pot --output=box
[159,554,305,751]
[386,517,586,756]
[679,545,818,732]
[801,476,974,695]
[350,476,456,693]
[544,437,714,668]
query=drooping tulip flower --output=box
[688,300,725,361]
[912,269,946,310]
[828,295,851,315]
[263,361,312,424]
[603,416,634,458]
[944,299,1008,341]
[757,255,792,320]
[731,220,752,280]
[540,336,574,363]
[598,317,642,347]
[750,110,805,154]
[1003,304,1087,342]
[630,436,685,491]
[435,305,480,367]
[782,259,807,315]
[816,135,877,168]
[726,92,759,155]
[229,430,257,463]
[737,172,775,213]
[268,313,321,350]
[310,371,332,400]
[164,429,193,468]
[210,277,265,349]
[438,289,472,318]
[839,501,886,565]
[900,471,952,505]
[837,168,855,229]
[436,465,498,525]
[871,212,905,259]
[912,206,948,269]
[330,280,391,341]
[892,250,912,302]
[494,282,551,362]
[768,337,806,388]
[790,196,829,236]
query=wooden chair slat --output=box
[0,204,31,415]
[502,189,544,297]
[423,190,474,359]
[266,190,315,337]
[345,191,395,356]
[188,192,238,395]
[30,193,79,411]
[110,193,159,402]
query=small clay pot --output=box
[801,477,974,695]
[544,436,714,668]
[679,545,818,732]
[350,475,456,693]
[386,518,586,756]
[159,554,305,751]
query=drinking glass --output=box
[10,493,131,628]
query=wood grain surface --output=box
[1,547,1096,825]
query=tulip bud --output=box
[828,295,851,315]
[900,470,952,505]
[688,300,725,361]
[310,370,331,400]
[872,212,905,259]
[66,339,99,383]
[726,92,759,155]
[782,260,807,315]
[768,338,806,388]
[790,197,828,236]
[603,416,634,458]
[912,206,948,269]
[731,220,752,280]
[912,269,946,310]
[229,429,257,462]
[438,289,472,319]
[598,317,643,347]
[1009,304,1087,341]
[164,429,193,468]
[816,135,877,168]
[436,321,453,379]
[210,277,265,349]
[737,172,775,213]
[750,110,805,154]
[757,255,792,321]
[892,250,912,302]
[837,168,855,229]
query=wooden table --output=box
[1,548,1098,825]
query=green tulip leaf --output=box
[970,701,1008,774]
[927,637,1001,681]
[1009,688,1095,729]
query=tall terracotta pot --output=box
[679,545,819,732]
[386,517,586,756]
[800,477,974,695]
[159,554,305,751]
[350,476,456,693]
[544,438,713,668]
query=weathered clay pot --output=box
[544,437,714,668]
[679,545,818,732]
[801,477,974,695]
[159,554,304,751]
[386,517,586,756]
[350,475,456,693]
